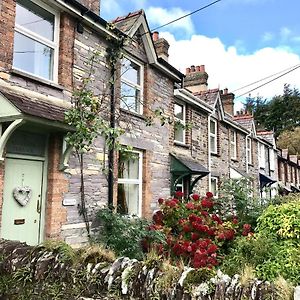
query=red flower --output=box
[243,224,251,231]
[191,232,200,241]
[224,229,235,240]
[191,194,200,201]
[207,257,218,266]
[207,244,218,254]
[183,224,191,233]
[175,191,184,198]
[232,216,238,224]
[206,192,214,198]
[201,211,209,217]
[201,199,214,208]
[153,210,163,225]
[217,233,226,240]
[211,214,222,224]
[185,202,195,210]
[165,200,177,208]
[158,198,164,205]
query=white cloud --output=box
[280,27,292,41]
[146,7,195,37]
[262,32,274,42]
[160,32,300,110]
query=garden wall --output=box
[0,239,294,299]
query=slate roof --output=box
[194,89,219,106]
[233,114,254,131]
[112,10,144,34]
[257,130,274,145]
[1,90,67,123]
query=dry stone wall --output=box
[0,239,290,300]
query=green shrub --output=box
[218,178,264,227]
[223,199,300,285]
[96,208,165,260]
[221,234,277,276]
[257,200,300,239]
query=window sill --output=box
[11,69,64,91]
[174,141,189,149]
[120,108,146,120]
[248,163,254,167]
[231,158,238,162]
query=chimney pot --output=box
[152,31,159,42]
[196,66,200,72]
[191,65,195,72]
[186,67,191,74]
[224,88,228,94]
[200,65,205,72]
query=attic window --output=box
[120,57,143,114]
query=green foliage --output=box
[41,240,76,263]
[257,200,300,239]
[277,127,300,156]
[223,199,300,285]
[218,178,263,227]
[245,84,300,137]
[96,208,166,260]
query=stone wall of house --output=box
[61,23,176,243]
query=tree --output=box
[244,84,300,137]
[277,127,300,156]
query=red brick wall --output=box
[45,135,68,239]
[0,0,16,70]
[58,13,76,90]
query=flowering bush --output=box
[149,192,252,269]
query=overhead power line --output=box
[148,0,222,33]
[232,63,300,93]
[235,64,300,99]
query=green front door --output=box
[1,158,44,245]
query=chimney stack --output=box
[78,0,100,15]
[152,31,170,61]
[183,64,208,93]
[220,88,235,115]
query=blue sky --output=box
[101,0,300,110]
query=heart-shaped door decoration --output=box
[13,186,32,207]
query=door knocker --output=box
[13,186,32,207]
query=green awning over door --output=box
[170,153,209,195]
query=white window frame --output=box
[174,101,186,144]
[120,56,144,115]
[259,143,266,169]
[13,0,60,82]
[209,119,217,154]
[269,149,275,171]
[210,176,218,198]
[230,129,237,160]
[246,137,252,165]
[117,150,143,216]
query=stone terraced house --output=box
[0,0,299,247]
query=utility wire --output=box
[232,63,300,93]
[140,0,222,36]
[235,64,300,99]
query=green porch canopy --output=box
[170,153,210,195]
[0,89,74,169]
